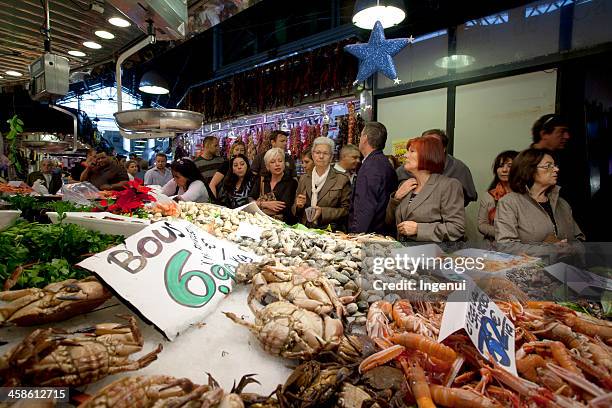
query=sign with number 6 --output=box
[78,220,259,340]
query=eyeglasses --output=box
[537,163,559,170]
[312,150,331,157]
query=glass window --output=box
[572,0,612,49]
[377,88,448,154]
[455,2,561,73]
[376,30,448,90]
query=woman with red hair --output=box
[386,136,465,242]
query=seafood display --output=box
[0,198,609,406]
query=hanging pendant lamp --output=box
[138,71,170,95]
[352,0,406,30]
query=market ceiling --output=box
[0,0,144,87]
[0,0,535,99]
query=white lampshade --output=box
[352,0,406,29]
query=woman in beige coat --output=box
[293,137,351,231]
[386,136,465,243]
[495,148,584,257]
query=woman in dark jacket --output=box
[249,147,297,223]
[218,154,254,209]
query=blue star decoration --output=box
[344,21,410,84]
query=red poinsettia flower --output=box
[95,180,156,215]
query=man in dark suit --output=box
[349,122,398,235]
[26,158,63,194]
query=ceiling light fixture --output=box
[95,30,115,39]
[5,70,23,77]
[68,50,86,57]
[352,0,406,30]
[108,17,130,27]
[435,54,475,69]
[83,41,102,49]
[138,71,169,95]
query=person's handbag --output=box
[257,176,284,220]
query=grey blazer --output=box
[385,173,465,242]
[478,192,496,240]
[495,187,585,260]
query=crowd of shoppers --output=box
[30,112,583,254]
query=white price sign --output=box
[78,220,259,340]
[438,281,517,375]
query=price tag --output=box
[235,222,263,242]
[438,280,517,375]
[78,220,259,340]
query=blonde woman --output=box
[249,147,297,223]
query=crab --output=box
[225,301,343,360]
[277,361,352,408]
[77,375,197,408]
[0,315,162,387]
[0,277,111,326]
[247,263,356,318]
[78,373,254,408]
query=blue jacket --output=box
[349,150,398,235]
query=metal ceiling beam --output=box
[4,1,136,43]
[0,17,87,49]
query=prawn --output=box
[429,384,503,408]
[366,300,392,339]
[390,332,457,363]
[399,358,435,408]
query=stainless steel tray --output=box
[20,133,70,152]
[114,109,203,132]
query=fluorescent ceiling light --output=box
[352,1,406,29]
[95,30,115,39]
[108,17,130,27]
[5,70,23,77]
[435,54,475,69]
[68,50,86,57]
[83,41,102,49]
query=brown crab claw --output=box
[231,374,260,394]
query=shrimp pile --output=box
[353,299,612,408]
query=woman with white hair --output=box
[249,147,298,222]
[293,137,351,230]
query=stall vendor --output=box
[80,151,129,191]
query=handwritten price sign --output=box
[438,280,517,375]
[78,220,259,340]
